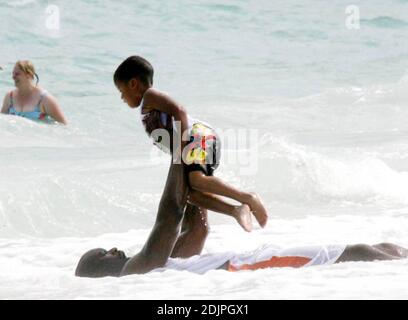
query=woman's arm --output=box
[42,94,68,125]
[1,93,10,114]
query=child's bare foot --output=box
[247,193,268,228]
[233,204,253,232]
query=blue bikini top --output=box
[8,90,49,121]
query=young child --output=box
[114,56,268,232]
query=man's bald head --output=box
[75,248,129,278]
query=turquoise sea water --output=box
[1,0,408,101]
[0,0,408,238]
[2,0,408,300]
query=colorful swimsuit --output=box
[140,100,220,176]
[159,244,347,274]
[8,90,49,121]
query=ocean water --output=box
[1,0,408,299]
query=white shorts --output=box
[162,244,347,274]
[227,244,347,272]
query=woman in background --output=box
[1,60,67,124]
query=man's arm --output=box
[171,205,209,258]
[120,161,188,276]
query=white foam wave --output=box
[257,136,408,206]
[5,0,36,7]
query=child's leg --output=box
[189,171,268,227]
[188,190,253,232]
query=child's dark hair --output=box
[113,56,154,87]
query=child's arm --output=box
[143,88,189,150]
[143,109,167,135]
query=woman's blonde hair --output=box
[15,60,39,85]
